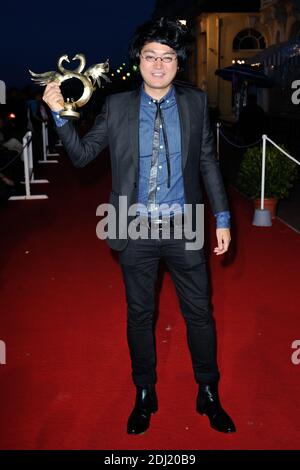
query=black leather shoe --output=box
[127,385,158,435]
[196,383,236,433]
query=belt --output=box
[137,214,184,230]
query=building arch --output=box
[233,28,266,51]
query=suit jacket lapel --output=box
[128,88,141,177]
[174,85,190,170]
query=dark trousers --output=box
[119,233,220,387]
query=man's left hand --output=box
[214,228,231,256]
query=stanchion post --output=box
[260,134,266,210]
[9,131,48,200]
[252,134,272,226]
[45,121,59,158]
[39,122,58,164]
[23,133,31,197]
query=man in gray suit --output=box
[43,18,236,435]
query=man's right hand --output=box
[43,82,64,112]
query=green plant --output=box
[237,144,299,199]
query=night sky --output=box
[1,0,156,89]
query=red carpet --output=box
[1,150,300,450]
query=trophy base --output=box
[59,110,80,120]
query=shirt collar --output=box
[140,84,175,108]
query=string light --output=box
[232,59,245,65]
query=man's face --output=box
[139,42,178,98]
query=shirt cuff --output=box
[51,110,67,128]
[215,211,231,229]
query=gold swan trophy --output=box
[29,53,110,119]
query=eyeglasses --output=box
[140,54,177,63]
